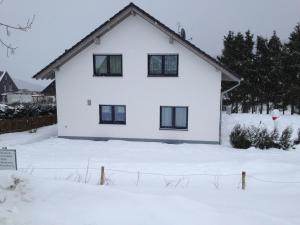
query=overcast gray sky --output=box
[0,0,300,86]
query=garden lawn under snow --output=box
[1,113,300,225]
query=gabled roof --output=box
[42,80,56,96]
[32,2,240,82]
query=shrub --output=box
[0,103,56,120]
[269,129,280,149]
[230,124,251,149]
[248,126,279,149]
[279,127,293,150]
[230,124,293,150]
[254,127,270,149]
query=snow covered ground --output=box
[1,113,300,225]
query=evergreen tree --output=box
[220,24,300,114]
[254,36,269,113]
[219,30,255,113]
[285,23,300,114]
[268,31,283,110]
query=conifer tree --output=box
[218,30,255,113]
[254,36,269,113]
[285,23,300,114]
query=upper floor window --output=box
[148,54,178,76]
[93,55,122,76]
[99,105,126,124]
[160,106,188,130]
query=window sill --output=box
[148,74,178,77]
[93,74,123,77]
[99,122,126,125]
[159,128,188,131]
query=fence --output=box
[18,164,300,190]
[0,115,57,134]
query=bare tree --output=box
[0,0,35,56]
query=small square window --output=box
[148,54,178,76]
[99,105,126,124]
[94,55,122,76]
[160,106,188,129]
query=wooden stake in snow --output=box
[100,166,105,185]
[242,171,246,190]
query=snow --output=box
[13,78,45,92]
[0,71,5,82]
[1,113,300,225]
[0,104,14,111]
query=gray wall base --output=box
[58,136,220,145]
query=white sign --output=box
[0,148,17,170]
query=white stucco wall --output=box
[55,14,222,143]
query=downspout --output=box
[219,79,242,144]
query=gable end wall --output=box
[55,14,222,143]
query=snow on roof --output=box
[0,71,6,82]
[13,78,45,91]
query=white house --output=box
[33,3,240,144]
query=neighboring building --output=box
[41,81,56,104]
[0,71,53,105]
[33,3,240,144]
[0,71,18,102]
[1,89,35,104]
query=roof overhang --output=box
[33,3,240,82]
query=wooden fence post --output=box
[242,171,246,190]
[100,166,105,185]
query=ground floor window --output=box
[160,106,188,129]
[99,105,126,124]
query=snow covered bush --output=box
[249,126,280,149]
[230,124,252,149]
[230,125,293,150]
[0,103,56,120]
[279,127,293,150]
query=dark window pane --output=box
[114,106,125,122]
[161,107,173,127]
[175,107,187,128]
[101,106,112,121]
[149,55,162,74]
[164,55,177,74]
[95,56,108,74]
[110,55,122,74]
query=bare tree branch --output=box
[0,38,17,56]
[0,15,35,32]
[0,0,35,56]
